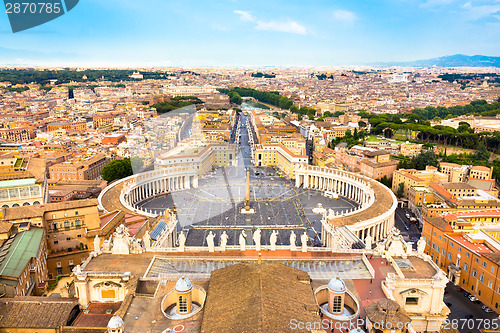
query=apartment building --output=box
[49,154,107,181]
[423,211,500,313]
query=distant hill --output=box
[375,54,500,68]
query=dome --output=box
[175,276,193,293]
[107,315,124,329]
[327,276,346,293]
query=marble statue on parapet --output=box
[143,230,151,250]
[417,236,426,255]
[301,232,308,252]
[130,239,143,254]
[206,231,215,252]
[239,230,247,251]
[93,235,101,254]
[111,224,131,255]
[290,231,297,251]
[365,233,372,250]
[178,231,186,252]
[328,208,335,219]
[219,231,228,251]
[270,230,277,251]
[253,228,261,251]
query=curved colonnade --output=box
[98,166,199,218]
[295,165,397,247]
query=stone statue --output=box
[290,231,297,251]
[270,230,277,251]
[143,230,151,250]
[206,231,215,252]
[74,264,82,275]
[365,233,372,249]
[239,230,247,251]
[220,231,228,251]
[253,228,261,251]
[301,232,308,252]
[417,237,426,255]
[178,231,186,252]
[111,224,130,255]
[93,235,101,253]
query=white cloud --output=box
[461,1,500,20]
[234,10,255,22]
[255,20,306,34]
[333,10,356,24]
[234,10,306,35]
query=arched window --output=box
[75,218,81,226]
[178,295,188,313]
[12,203,19,207]
[332,295,342,313]
[64,220,70,228]
[23,202,30,206]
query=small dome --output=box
[107,315,123,329]
[175,276,193,293]
[327,276,346,293]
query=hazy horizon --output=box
[0,0,499,67]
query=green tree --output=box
[474,143,490,161]
[323,111,332,118]
[358,120,366,128]
[378,176,392,188]
[396,183,405,198]
[101,158,133,182]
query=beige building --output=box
[254,144,308,178]
[392,167,448,198]
[49,154,107,181]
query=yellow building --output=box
[254,144,308,178]
[392,167,448,199]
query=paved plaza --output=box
[137,112,358,246]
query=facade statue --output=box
[365,233,372,249]
[239,230,247,251]
[93,235,101,253]
[417,237,426,255]
[143,230,151,249]
[270,230,277,251]
[301,232,308,252]
[253,228,261,251]
[206,231,215,252]
[290,231,297,251]
[178,231,186,252]
[220,231,228,251]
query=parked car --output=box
[482,306,494,313]
[457,287,463,292]
[469,296,479,302]
[464,292,470,297]
[405,213,410,219]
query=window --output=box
[75,218,81,226]
[69,260,73,265]
[479,290,482,296]
[475,258,479,263]
[332,295,342,313]
[56,267,63,275]
[489,280,493,288]
[66,237,70,241]
[483,261,487,268]
[64,220,69,228]
[75,211,79,216]
[497,286,500,294]
[54,240,58,245]
[480,274,484,282]
[463,263,469,272]
[466,252,470,257]
[450,242,454,247]
[492,267,495,274]
[448,253,452,260]
[406,297,419,305]
[472,269,477,277]
[178,295,188,313]
[441,249,445,256]
[459,247,462,252]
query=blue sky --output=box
[0,0,499,67]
